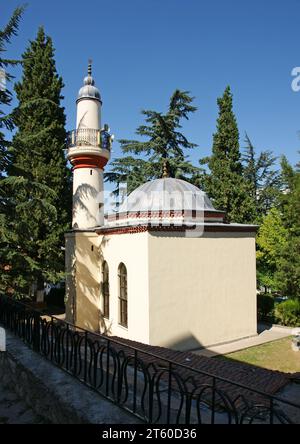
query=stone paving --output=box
[0,383,48,424]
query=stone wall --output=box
[0,331,140,424]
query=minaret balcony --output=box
[67,128,108,150]
[66,128,112,164]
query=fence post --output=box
[33,311,40,352]
[211,376,216,424]
[167,361,172,424]
[106,339,110,397]
[0,327,6,351]
[84,330,88,383]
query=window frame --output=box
[118,263,128,328]
[102,261,109,319]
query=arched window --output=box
[102,261,109,319]
[118,263,128,327]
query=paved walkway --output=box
[0,384,47,424]
[192,324,294,357]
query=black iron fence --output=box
[0,295,299,424]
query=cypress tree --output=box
[202,86,254,223]
[5,27,71,299]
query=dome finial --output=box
[82,59,95,87]
[77,59,101,102]
[88,58,92,76]
[162,159,169,178]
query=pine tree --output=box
[202,86,254,223]
[0,6,26,295]
[0,5,25,176]
[242,133,281,220]
[3,27,71,299]
[105,90,199,194]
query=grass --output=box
[219,337,300,374]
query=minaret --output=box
[66,61,112,229]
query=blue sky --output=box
[2,0,300,173]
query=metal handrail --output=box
[66,128,102,149]
[0,294,299,424]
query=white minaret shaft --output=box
[67,62,111,229]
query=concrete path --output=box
[193,324,294,357]
[276,382,300,424]
[0,383,47,424]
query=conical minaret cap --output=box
[77,60,101,102]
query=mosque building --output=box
[65,64,257,351]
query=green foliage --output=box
[275,156,300,299]
[0,176,62,296]
[0,5,26,176]
[242,133,281,221]
[201,86,255,223]
[256,207,288,291]
[0,5,27,298]
[276,237,300,299]
[0,27,71,298]
[257,293,275,320]
[274,299,300,327]
[105,89,199,194]
[279,155,300,232]
[255,156,300,298]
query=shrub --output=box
[257,293,274,320]
[274,299,300,327]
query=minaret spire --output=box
[88,58,92,77]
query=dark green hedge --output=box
[274,299,300,327]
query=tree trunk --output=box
[35,275,45,303]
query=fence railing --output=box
[0,295,299,424]
[66,128,102,149]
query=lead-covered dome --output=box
[77,63,101,102]
[119,177,216,213]
[105,178,225,228]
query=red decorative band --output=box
[106,210,225,222]
[70,155,108,170]
[96,224,258,236]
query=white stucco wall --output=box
[65,229,257,352]
[65,231,102,332]
[65,230,150,344]
[99,231,150,344]
[148,231,257,350]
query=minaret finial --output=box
[162,159,169,178]
[88,59,92,76]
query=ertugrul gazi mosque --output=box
[65,63,258,351]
